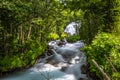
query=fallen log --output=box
[92,59,111,80]
[104,55,118,72]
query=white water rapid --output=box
[64,22,81,36]
[1,22,91,80]
[1,39,88,80]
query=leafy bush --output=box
[83,32,120,79]
[0,55,23,72]
[61,32,67,38]
[0,39,45,72]
[48,33,59,40]
[112,72,120,80]
[66,35,80,42]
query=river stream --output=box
[0,22,92,80]
[1,39,90,80]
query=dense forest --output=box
[0,0,120,80]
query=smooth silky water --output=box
[0,22,89,80]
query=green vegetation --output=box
[0,0,120,79]
[64,0,120,79]
[48,33,59,40]
[83,32,120,79]
[66,35,80,42]
[0,0,82,73]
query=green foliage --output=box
[83,32,120,79]
[0,43,45,72]
[112,72,120,80]
[48,33,59,40]
[61,32,67,38]
[0,55,22,71]
[65,0,120,44]
[66,35,80,42]
[0,0,82,73]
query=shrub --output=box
[0,39,45,72]
[48,33,59,40]
[66,35,80,42]
[83,32,120,79]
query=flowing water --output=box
[1,39,89,80]
[0,22,91,80]
[64,22,81,36]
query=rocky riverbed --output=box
[1,39,93,80]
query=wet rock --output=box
[61,66,68,72]
[81,64,87,74]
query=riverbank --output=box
[0,39,88,80]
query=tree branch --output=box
[92,59,111,80]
